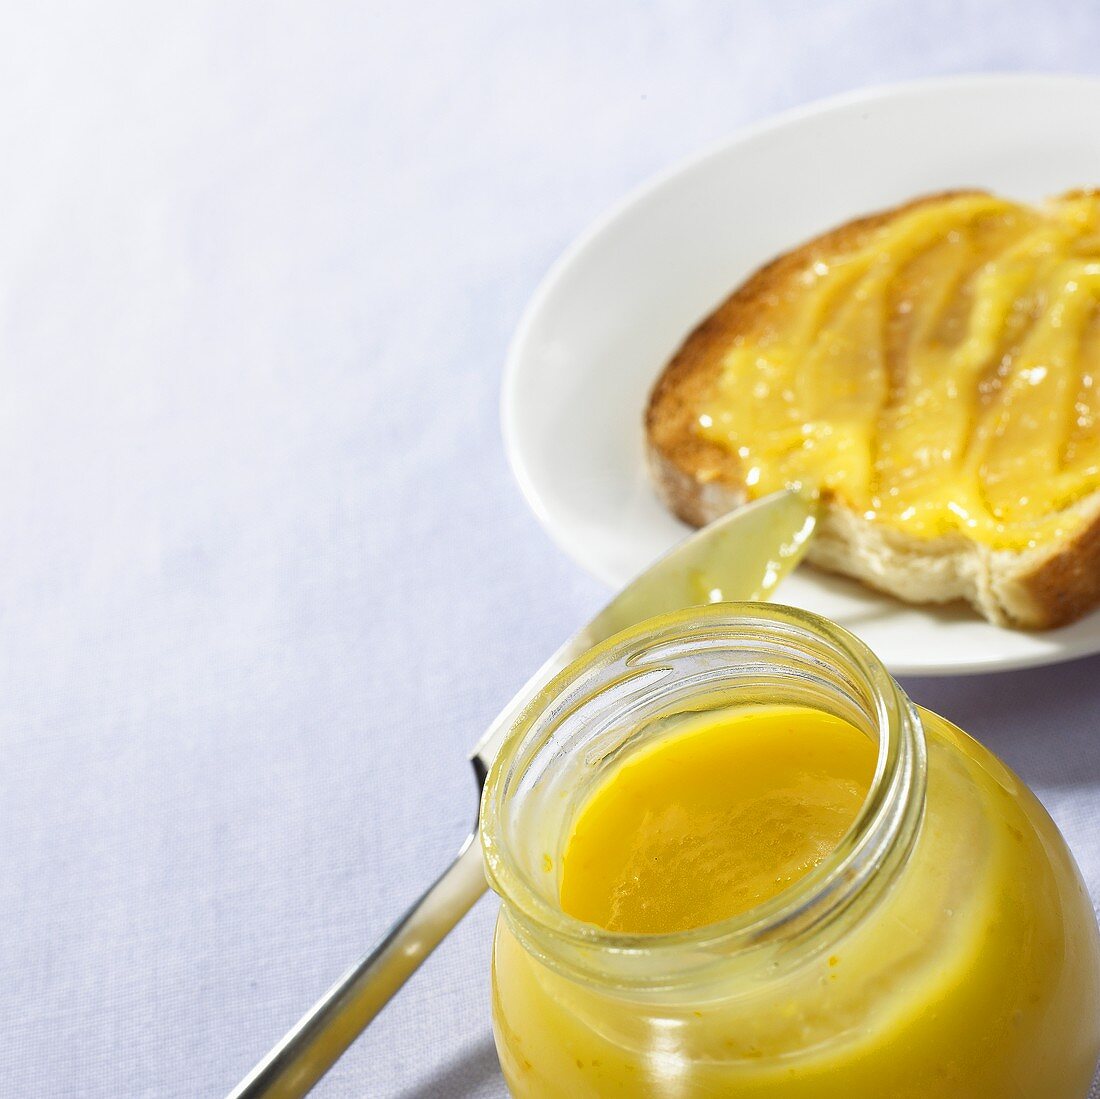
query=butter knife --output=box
[228,488,816,1098]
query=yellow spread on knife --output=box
[560,706,874,934]
[696,192,1100,550]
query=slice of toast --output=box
[645,191,1100,629]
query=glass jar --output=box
[480,604,1100,1098]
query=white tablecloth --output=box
[2,3,1097,1096]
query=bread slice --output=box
[645,191,1100,629]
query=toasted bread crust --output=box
[990,495,1100,628]
[644,191,1100,630]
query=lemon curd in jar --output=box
[481,606,1100,1098]
[560,707,875,935]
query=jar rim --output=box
[480,602,926,984]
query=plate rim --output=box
[500,72,1100,677]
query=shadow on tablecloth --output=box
[393,1037,500,1098]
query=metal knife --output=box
[228,488,817,1098]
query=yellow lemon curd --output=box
[491,705,1100,1097]
[696,192,1100,550]
[559,708,874,934]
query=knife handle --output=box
[227,824,488,1098]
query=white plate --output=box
[503,75,1100,677]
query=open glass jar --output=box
[481,604,1100,1098]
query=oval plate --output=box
[503,75,1100,676]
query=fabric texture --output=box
[1,2,1098,1096]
